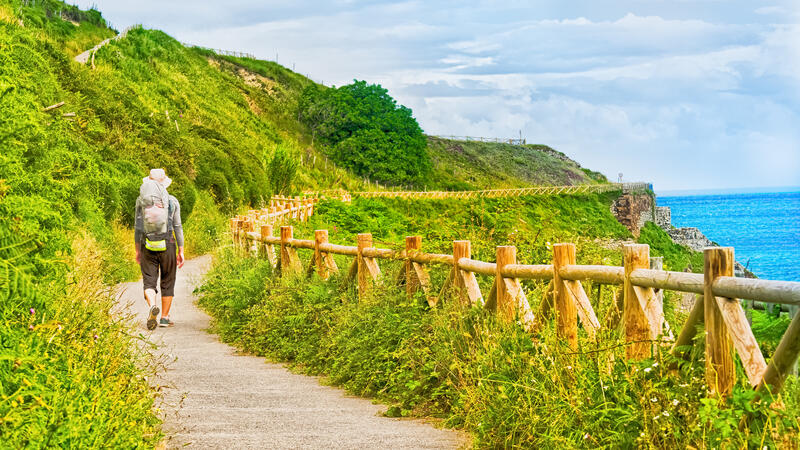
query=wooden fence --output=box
[308,183,649,201]
[181,42,256,59]
[230,196,319,232]
[431,135,527,145]
[229,214,800,399]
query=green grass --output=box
[637,222,705,272]
[426,136,608,190]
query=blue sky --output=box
[78,1,800,191]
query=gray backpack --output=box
[138,179,171,251]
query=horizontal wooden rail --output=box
[458,258,497,276]
[318,243,358,256]
[714,276,800,306]
[630,269,704,294]
[501,264,553,280]
[559,265,623,284]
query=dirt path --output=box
[74,26,133,64]
[117,256,468,449]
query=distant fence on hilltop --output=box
[431,135,526,145]
[310,182,651,201]
[182,43,256,59]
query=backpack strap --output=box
[167,197,174,241]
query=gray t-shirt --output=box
[134,195,184,247]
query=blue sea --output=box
[657,189,800,282]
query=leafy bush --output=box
[299,80,431,186]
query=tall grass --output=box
[0,231,161,447]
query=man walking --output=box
[135,169,185,330]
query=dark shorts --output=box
[140,241,177,297]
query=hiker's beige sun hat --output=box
[143,168,172,189]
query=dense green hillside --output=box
[426,136,607,190]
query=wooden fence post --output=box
[553,244,578,349]
[624,244,651,360]
[496,246,517,323]
[403,236,431,302]
[357,233,380,300]
[453,240,483,306]
[280,226,302,276]
[260,225,276,268]
[704,247,736,397]
[314,230,338,280]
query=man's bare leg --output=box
[161,296,173,318]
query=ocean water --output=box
[657,191,800,282]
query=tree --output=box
[299,80,431,186]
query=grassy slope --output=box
[426,136,608,190]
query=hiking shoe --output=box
[146,305,160,331]
[159,317,175,327]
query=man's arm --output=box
[172,198,185,268]
[134,198,143,264]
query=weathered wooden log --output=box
[408,252,454,265]
[457,258,497,276]
[496,246,517,323]
[43,101,65,112]
[501,264,553,280]
[314,230,338,280]
[280,226,302,276]
[713,276,800,306]
[286,238,315,250]
[553,244,578,350]
[624,244,652,360]
[629,269,704,294]
[357,233,380,300]
[559,265,623,284]
[453,241,483,306]
[704,247,736,397]
[260,225,276,268]
[361,247,397,259]
[318,242,359,256]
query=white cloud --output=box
[80,1,800,189]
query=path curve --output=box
[74,26,134,63]
[117,256,468,449]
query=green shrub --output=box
[299,80,431,186]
